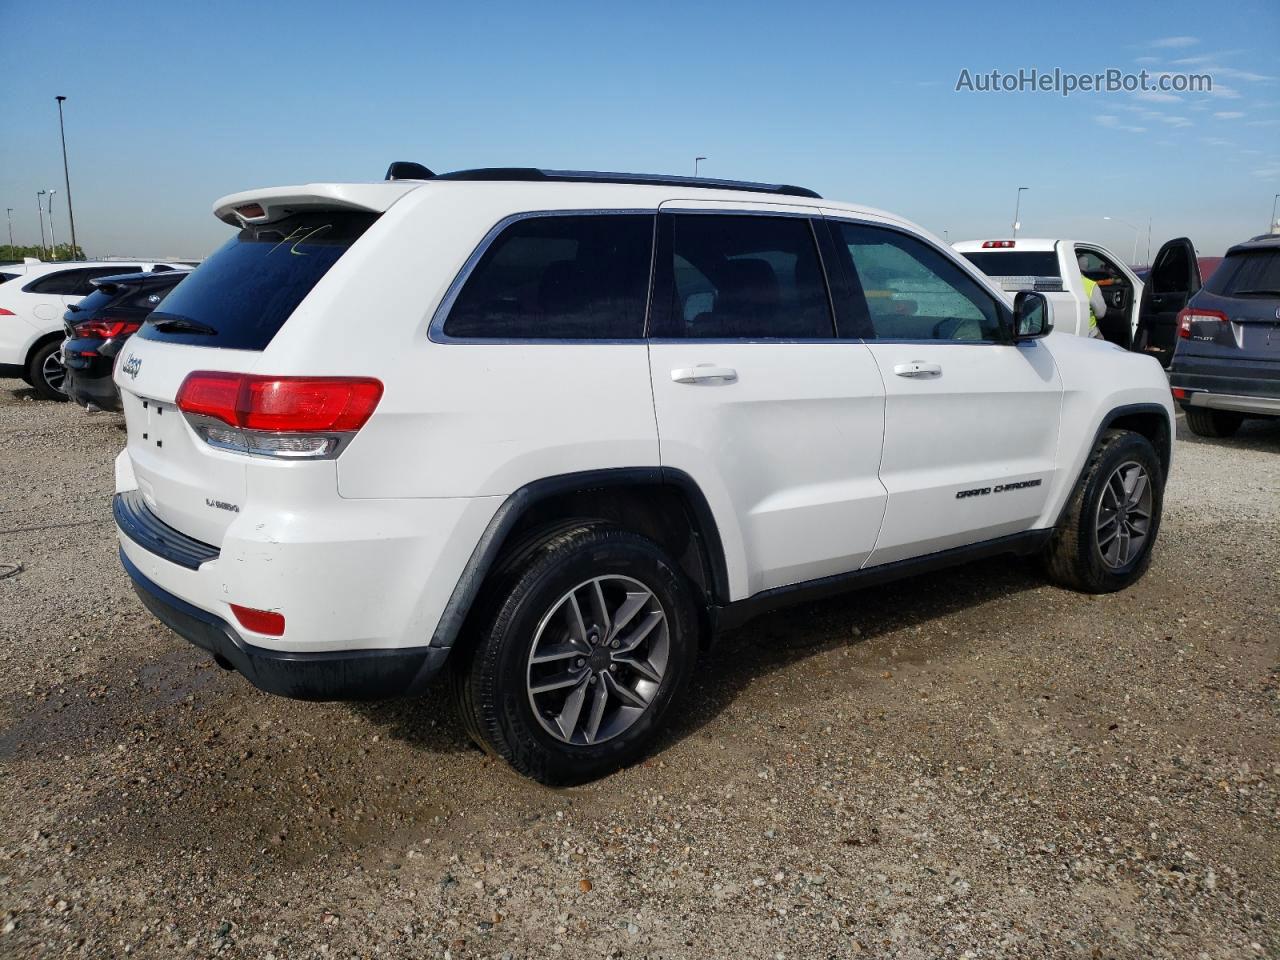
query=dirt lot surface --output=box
[0,378,1277,960]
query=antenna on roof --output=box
[385,161,435,181]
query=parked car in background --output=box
[1169,233,1280,437]
[0,258,188,400]
[954,237,1201,365]
[62,268,191,411]
[112,165,1173,785]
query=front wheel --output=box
[451,523,698,785]
[1043,429,1164,593]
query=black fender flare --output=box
[428,467,729,651]
[1052,401,1173,529]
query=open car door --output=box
[1136,237,1201,367]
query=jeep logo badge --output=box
[122,355,142,379]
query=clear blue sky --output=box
[3,0,1277,260]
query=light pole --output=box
[45,190,58,259]
[55,96,79,260]
[5,208,12,250]
[1011,186,1029,237]
[37,191,48,259]
[1272,194,1280,233]
[1103,216,1140,265]
[694,156,707,177]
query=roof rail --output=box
[426,167,822,199]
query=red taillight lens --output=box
[0,308,15,316]
[175,371,243,425]
[73,318,142,338]
[239,377,384,432]
[982,240,1016,248]
[1177,307,1229,338]
[230,603,285,636]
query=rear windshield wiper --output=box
[148,312,218,335]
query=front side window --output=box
[653,214,833,339]
[27,267,142,296]
[834,223,1002,341]
[443,214,653,340]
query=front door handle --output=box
[671,364,739,385]
[893,361,942,378]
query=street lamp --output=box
[45,190,58,259]
[1103,216,1140,265]
[1272,193,1280,234]
[55,96,79,260]
[37,191,48,259]
[1011,186,1029,237]
[694,156,707,177]
[5,208,13,249]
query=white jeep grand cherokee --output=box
[113,166,1174,784]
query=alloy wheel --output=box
[526,575,669,746]
[42,350,68,395]
[1095,460,1153,569]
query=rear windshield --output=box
[1204,248,1280,298]
[66,288,116,319]
[960,252,1061,278]
[137,211,377,350]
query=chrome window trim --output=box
[428,209,657,345]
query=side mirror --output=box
[1012,291,1053,341]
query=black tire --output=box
[1043,429,1164,594]
[451,522,698,786]
[1184,406,1243,438]
[27,340,69,402]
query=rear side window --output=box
[961,252,1061,278]
[0,272,18,284]
[442,214,653,340]
[1205,249,1280,297]
[26,267,142,296]
[651,214,833,339]
[137,212,377,350]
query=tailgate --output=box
[115,337,259,546]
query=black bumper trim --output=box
[113,491,220,570]
[120,549,448,701]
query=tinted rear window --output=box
[137,211,377,350]
[961,252,1061,278]
[1205,249,1280,297]
[66,288,116,318]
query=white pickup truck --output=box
[953,237,1200,366]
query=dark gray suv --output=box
[1169,234,1280,437]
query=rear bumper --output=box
[121,548,447,700]
[1169,366,1280,417]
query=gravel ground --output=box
[0,378,1276,960]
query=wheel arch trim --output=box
[428,467,729,651]
[1052,401,1173,530]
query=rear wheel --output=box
[27,340,69,402]
[1043,429,1164,593]
[451,523,698,785]
[1185,407,1242,438]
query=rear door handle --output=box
[893,361,942,378]
[671,365,738,385]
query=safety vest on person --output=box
[1082,276,1100,329]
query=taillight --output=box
[982,240,1016,248]
[0,308,15,316]
[230,603,285,637]
[73,318,142,338]
[1177,307,1229,339]
[175,372,383,459]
